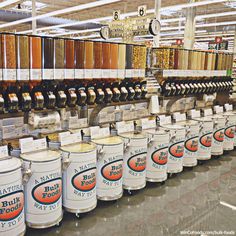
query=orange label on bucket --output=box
[169,141,184,158]
[185,137,198,152]
[32,178,62,205]
[151,147,168,165]
[72,167,96,192]
[200,133,212,147]
[101,159,123,181]
[213,129,224,142]
[224,126,235,139]
[0,190,24,221]
[127,153,146,172]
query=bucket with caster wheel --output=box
[145,129,169,182]
[222,113,236,151]
[60,142,97,214]
[119,132,147,191]
[178,120,199,167]
[20,138,62,229]
[161,124,185,174]
[92,136,124,201]
[193,117,213,161]
[0,146,26,236]
[210,115,225,156]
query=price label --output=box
[0,146,8,159]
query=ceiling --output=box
[0,0,235,50]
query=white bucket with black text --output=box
[60,142,97,214]
[161,124,185,174]
[0,154,26,236]
[223,113,236,151]
[178,120,199,167]
[193,117,213,161]
[20,150,62,228]
[210,115,225,156]
[145,129,169,182]
[92,136,123,201]
[119,132,147,190]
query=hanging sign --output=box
[138,5,147,17]
[113,10,121,21]
[149,18,161,36]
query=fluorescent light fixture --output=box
[51,28,101,37]
[0,0,121,29]
[197,21,236,28]
[73,34,101,40]
[0,0,20,9]
[17,0,229,34]
[11,1,47,12]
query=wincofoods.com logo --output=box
[32,178,62,205]
[151,147,168,165]
[101,159,123,181]
[0,190,24,221]
[72,167,96,192]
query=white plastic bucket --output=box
[161,124,185,174]
[92,136,123,201]
[60,142,97,214]
[0,156,26,236]
[223,113,236,151]
[210,115,225,156]
[193,117,213,161]
[119,132,147,190]
[20,150,62,229]
[178,120,199,167]
[145,129,169,182]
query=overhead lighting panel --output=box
[0,0,121,29]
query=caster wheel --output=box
[161,181,166,185]
[56,221,62,227]
[168,173,173,178]
[75,213,80,219]
[127,190,132,195]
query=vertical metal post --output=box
[153,0,161,47]
[233,29,236,57]
[32,0,37,34]
[184,0,196,49]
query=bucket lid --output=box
[119,132,146,139]
[20,149,61,162]
[177,120,199,126]
[60,142,96,153]
[145,129,167,135]
[161,124,185,130]
[0,156,21,173]
[193,117,212,122]
[92,136,123,145]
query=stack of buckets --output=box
[1,106,236,236]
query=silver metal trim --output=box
[63,203,97,214]
[123,183,146,191]
[97,191,123,201]
[167,167,183,174]
[26,214,63,229]
[146,176,167,183]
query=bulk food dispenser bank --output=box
[0,32,235,235]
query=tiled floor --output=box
[26,152,236,236]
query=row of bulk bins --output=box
[0,33,147,81]
[1,107,236,235]
[151,47,234,71]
